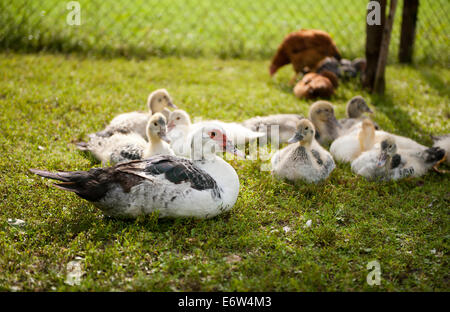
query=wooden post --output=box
[374,0,398,94]
[363,0,386,92]
[399,0,419,63]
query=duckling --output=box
[241,114,304,144]
[330,119,376,163]
[308,100,341,146]
[271,119,335,183]
[338,96,378,132]
[316,57,366,80]
[351,136,412,181]
[431,134,449,165]
[374,131,429,151]
[96,89,177,139]
[167,109,192,156]
[144,113,174,157]
[77,113,173,165]
[166,109,263,153]
[293,71,338,99]
[352,136,445,180]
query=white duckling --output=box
[167,109,264,153]
[271,119,335,183]
[167,109,192,157]
[432,134,450,165]
[241,114,304,144]
[96,89,177,139]
[195,120,264,148]
[308,101,341,146]
[77,113,173,165]
[30,125,243,219]
[330,119,376,163]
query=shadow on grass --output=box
[368,92,433,145]
[418,68,450,99]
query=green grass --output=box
[1,0,449,64]
[0,52,449,291]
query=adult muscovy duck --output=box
[30,125,243,219]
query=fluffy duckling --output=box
[77,113,173,165]
[338,96,378,132]
[352,136,445,180]
[241,114,304,144]
[432,134,450,165]
[293,71,338,99]
[166,109,263,154]
[167,109,192,156]
[271,119,335,183]
[330,119,376,163]
[144,113,174,157]
[96,89,177,139]
[316,57,367,80]
[351,136,412,181]
[308,100,341,146]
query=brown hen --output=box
[270,29,341,83]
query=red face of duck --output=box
[207,129,245,158]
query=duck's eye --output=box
[154,122,158,126]
[305,127,309,130]
[316,109,321,113]
[158,98,162,102]
[176,117,180,120]
[210,132,216,138]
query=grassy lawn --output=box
[0,52,449,291]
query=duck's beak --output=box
[366,107,374,114]
[225,139,245,158]
[159,128,171,143]
[377,151,388,167]
[288,132,303,144]
[168,101,177,109]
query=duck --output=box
[95,89,177,139]
[241,114,304,144]
[271,119,335,183]
[167,109,193,157]
[432,134,450,165]
[338,96,377,132]
[308,100,341,146]
[240,100,341,146]
[316,57,367,80]
[351,136,413,181]
[330,119,376,163]
[30,125,243,219]
[293,71,338,99]
[166,109,264,153]
[77,113,174,165]
[351,135,445,180]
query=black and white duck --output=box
[31,125,243,219]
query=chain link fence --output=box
[0,0,448,65]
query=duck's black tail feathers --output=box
[424,147,446,164]
[29,168,109,202]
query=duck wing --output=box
[116,156,222,198]
[30,155,222,203]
